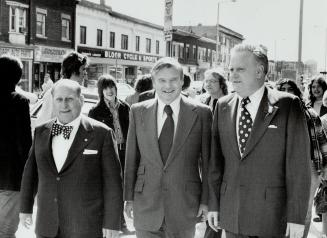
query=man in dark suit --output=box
[0,55,32,237]
[207,44,311,238]
[124,57,212,237]
[19,79,123,238]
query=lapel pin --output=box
[84,138,88,142]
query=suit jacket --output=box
[0,92,32,191]
[208,87,311,236]
[124,97,212,232]
[20,116,123,238]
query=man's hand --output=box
[102,228,119,238]
[196,204,208,222]
[19,213,33,229]
[207,211,220,232]
[286,223,305,238]
[124,201,134,219]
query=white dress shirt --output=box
[157,95,182,138]
[52,115,81,172]
[236,85,265,152]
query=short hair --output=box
[276,78,302,99]
[308,75,327,103]
[182,73,191,91]
[151,57,183,80]
[231,44,269,76]
[204,68,228,95]
[134,74,153,93]
[61,51,88,79]
[97,74,117,100]
[0,54,23,90]
[51,79,82,97]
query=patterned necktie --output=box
[238,97,252,154]
[51,123,73,140]
[159,105,174,164]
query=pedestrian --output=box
[0,54,32,238]
[88,74,132,235]
[19,79,123,238]
[277,78,327,238]
[307,76,327,117]
[36,51,88,126]
[125,74,153,106]
[41,73,54,94]
[207,44,311,238]
[124,57,212,238]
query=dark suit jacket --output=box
[0,92,32,191]
[124,97,212,232]
[208,87,311,236]
[20,116,123,238]
[88,99,130,140]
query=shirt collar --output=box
[56,115,81,128]
[238,84,265,106]
[157,95,182,117]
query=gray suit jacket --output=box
[20,116,123,238]
[208,87,311,236]
[124,96,212,232]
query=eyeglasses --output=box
[204,79,220,84]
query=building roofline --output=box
[79,0,112,14]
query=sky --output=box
[93,0,327,71]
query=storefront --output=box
[77,46,160,87]
[34,45,73,92]
[0,45,34,92]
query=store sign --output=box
[78,47,160,63]
[164,0,173,32]
[34,46,73,63]
[0,47,33,59]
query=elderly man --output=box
[207,44,311,238]
[124,57,212,237]
[19,79,123,238]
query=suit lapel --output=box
[164,98,197,168]
[142,99,164,168]
[241,87,279,159]
[43,120,58,174]
[60,116,93,173]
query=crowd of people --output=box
[1,43,327,238]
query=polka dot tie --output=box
[51,123,73,140]
[238,97,252,154]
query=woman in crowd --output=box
[307,76,327,116]
[88,75,132,235]
[277,78,327,238]
[125,74,153,106]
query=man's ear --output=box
[256,64,265,80]
[80,94,84,105]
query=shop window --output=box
[121,34,128,50]
[193,45,197,59]
[146,38,151,53]
[110,32,115,48]
[61,14,70,41]
[179,44,184,59]
[186,44,190,59]
[156,40,160,55]
[80,26,87,44]
[36,8,47,37]
[9,5,27,33]
[136,36,140,52]
[97,29,103,46]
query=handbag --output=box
[314,180,327,214]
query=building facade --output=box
[76,0,165,86]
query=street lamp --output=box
[216,0,236,67]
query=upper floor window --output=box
[121,34,128,50]
[61,14,70,41]
[146,38,151,53]
[80,26,86,44]
[179,43,184,59]
[110,32,115,48]
[156,40,160,55]
[186,44,190,59]
[135,36,140,52]
[8,3,27,34]
[193,45,197,59]
[36,8,47,37]
[97,29,103,46]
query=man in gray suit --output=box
[124,57,212,237]
[207,44,311,238]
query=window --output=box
[36,8,47,37]
[146,38,151,53]
[121,34,128,50]
[97,29,103,46]
[110,32,115,48]
[61,17,70,41]
[156,40,160,54]
[9,6,27,33]
[179,43,184,59]
[193,45,197,59]
[186,44,190,59]
[80,26,86,44]
[135,36,140,52]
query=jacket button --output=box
[56,177,60,181]
[54,198,58,202]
